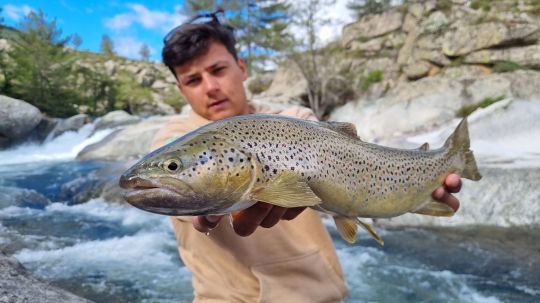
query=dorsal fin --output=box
[418,142,429,151]
[326,121,360,139]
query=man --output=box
[153,11,462,302]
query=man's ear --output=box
[237,58,248,81]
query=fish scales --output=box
[120,114,482,244]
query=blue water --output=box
[0,130,539,302]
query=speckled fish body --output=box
[120,114,481,244]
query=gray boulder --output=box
[76,116,172,161]
[443,22,539,56]
[0,251,92,303]
[49,114,91,139]
[464,45,540,68]
[342,9,404,47]
[0,186,51,209]
[254,63,307,105]
[0,95,42,146]
[94,110,141,130]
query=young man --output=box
[154,13,462,302]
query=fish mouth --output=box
[119,175,210,216]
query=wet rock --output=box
[49,114,91,139]
[0,250,93,303]
[76,116,171,161]
[94,110,141,130]
[0,186,51,209]
[0,95,42,147]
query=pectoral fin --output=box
[334,217,358,244]
[251,170,321,207]
[412,201,456,217]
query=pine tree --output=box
[139,43,150,61]
[100,34,115,55]
[185,0,292,72]
[8,10,81,117]
[347,0,392,19]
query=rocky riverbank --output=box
[0,251,92,303]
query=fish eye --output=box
[163,159,181,172]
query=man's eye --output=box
[213,66,225,74]
[185,78,200,86]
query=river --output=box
[0,110,539,302]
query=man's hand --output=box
[193,173,463,236]
[192,203,306,236]
[431,173,462,211]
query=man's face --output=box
[174,41,249,121]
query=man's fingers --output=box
[232,202,273,236]
[260,206,288,228]
[432,186,460,212]
[281,207,306,220]
[192,215,223,233]
[444,174,462,193]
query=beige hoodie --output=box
[151,102,348,303]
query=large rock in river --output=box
[0,95,42,147]
[0,251,92,303]
[76,116,172,161]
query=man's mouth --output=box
[208,99,228,108]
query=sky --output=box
[1,1,355,62]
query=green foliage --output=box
[162,86,185,111]
[361,70,383,91]
[492,61,524,73]
[100,34,115,56]
[471,0,491,11]
[436,0,454,12]
[186,0,293,73]
[4,10,82,117]
[113,71,153,113]
[347,0,391,19]
[456,96,505,117]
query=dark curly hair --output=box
[162,19,237,79]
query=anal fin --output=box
[412,201,456,217]
[355,218,384,246]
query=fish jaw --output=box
[119,173,216,215]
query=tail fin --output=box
[444,118,482,181]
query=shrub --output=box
[492,61,524,73]
[456,96,505,117]
[361,70,383,91]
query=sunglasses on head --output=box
[163,8,227,44]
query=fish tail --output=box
[444,118,482,181]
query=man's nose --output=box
[203,75,220,94]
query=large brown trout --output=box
[119,114,481,244]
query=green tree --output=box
[185,0,292,73]
[139,43,150,61]
[347,0,392,18]
[7,10,82,117]
[100,34,115,55]
[71,33,82,49]
[287,0,341,119]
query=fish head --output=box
[119,131,257,216]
